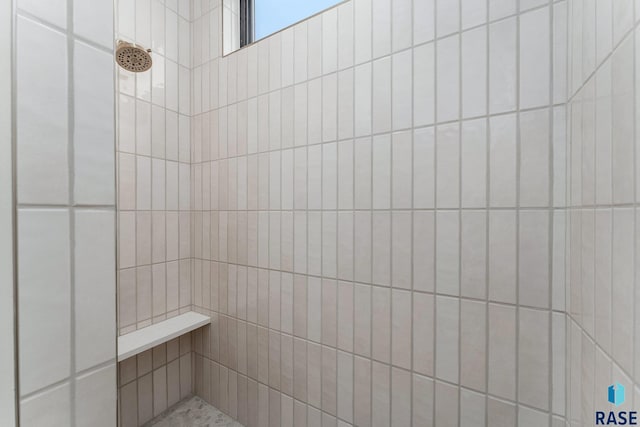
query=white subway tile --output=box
[75,210,116,371]
[391,368,411,427]
[354,63,372,137]
[269,34,282,91]
[519,210,549,309]
[372,135,391,209]
[372,0,392,58]
[21,383,70,427]
[390,0,412,53]
[137,156,152,210]
[489,18,517,114]
[488,303,516,400]
[519,109,550,207]
[354,212,372,284]
[136,101,152,155]
[437,0,460,37]
[308,78,322,145]
[372,212,391,286]
[338,2,354,69]
[489,0,516,21]
[413,375,434,425]
[461,27,487,119]
[461,210,486,300]
[294,23,308,83]
[460,389,486,427]
[488,211,516,303]
[436,123,459,208]
[337,213,354,281]
[461,119,486,208]
[322,74,338,142]
[391,290,411,369]
[413,127,435,208]
[151,0,165,55]
[436,35,460,122]
[75,365,117,427]
[489,114,517,207]
[308,16,322,80]
[308,212,322,276]
[392,131,412,208]
[373,57,392,134]
[413,211,435,293]
[414,0,435,44]
[118,94,136,152]
[18,209,71,394]
[612,37,634,204]
[74,42,115,205]
[518,308,550,410]
[461,0,486,29]
[612,208,634,373]
[354,286,372,357]
[75,0,113,48]
[322,8,338,74]
[322,212,337,278]
[17,17,69,205]
[435,296,459,383]
[460,313,487,403]
[390,208,410,284]
[436,211,459,296]
[392,50,412,130]
[19,0,66,28]
[520,7,551,109]
[553,2,568,104]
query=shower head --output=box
[115,40,152,72]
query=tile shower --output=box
[4,0,640,427]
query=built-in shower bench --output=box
[117,311,211,361]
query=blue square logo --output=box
[608,383,626,407]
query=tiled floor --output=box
[145,396,244,427]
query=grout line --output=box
[632,0,638,406]
[548,0,557,422]
[10,0,20,421]
[456,0,463,423]
[483,0,490,423]
[114,0,123,423]
[408,0,416,422]
[318,14,325,420]
[66,0,77,423]
[349,2,357,424]
[188,103,568,164]
[513,0,522,423]
[368,2,375,424]
[432,0,439,423]
[388,0,395,420]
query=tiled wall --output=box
[222,0,241,55]
[566,0,640,424]
[116,0,193,336]
[14,0,117,425]
[119,334,194,426]
[190,0,569,425]
[115,1,197,424]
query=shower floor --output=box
[146,396,244,427]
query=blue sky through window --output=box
[254,0,342,41]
